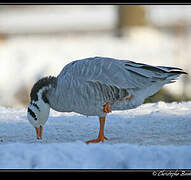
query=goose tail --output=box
[161,67,188,84]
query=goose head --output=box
[27,76,57,139]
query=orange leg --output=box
[86,117,108,144]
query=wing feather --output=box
[58,56,186,91]
[58,57,156,89]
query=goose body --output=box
[27,56,187,142]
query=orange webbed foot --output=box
[86,136,108,144]
[86,117,108,144]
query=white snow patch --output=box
[0,101,191,169]
[0,142,191,169]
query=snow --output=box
[0,101,191,169]
[1,143,191,169]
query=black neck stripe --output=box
[32,103,40,111]
[28,108,37,120]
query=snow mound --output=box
[0,142,191,169]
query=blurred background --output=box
[0,5,190,108]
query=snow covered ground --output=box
[0,101,191,169]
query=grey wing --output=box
[58,56,176,90]
[58,56,185,103]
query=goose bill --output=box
[35,126,43,139]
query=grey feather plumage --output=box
[46,56,186,117]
